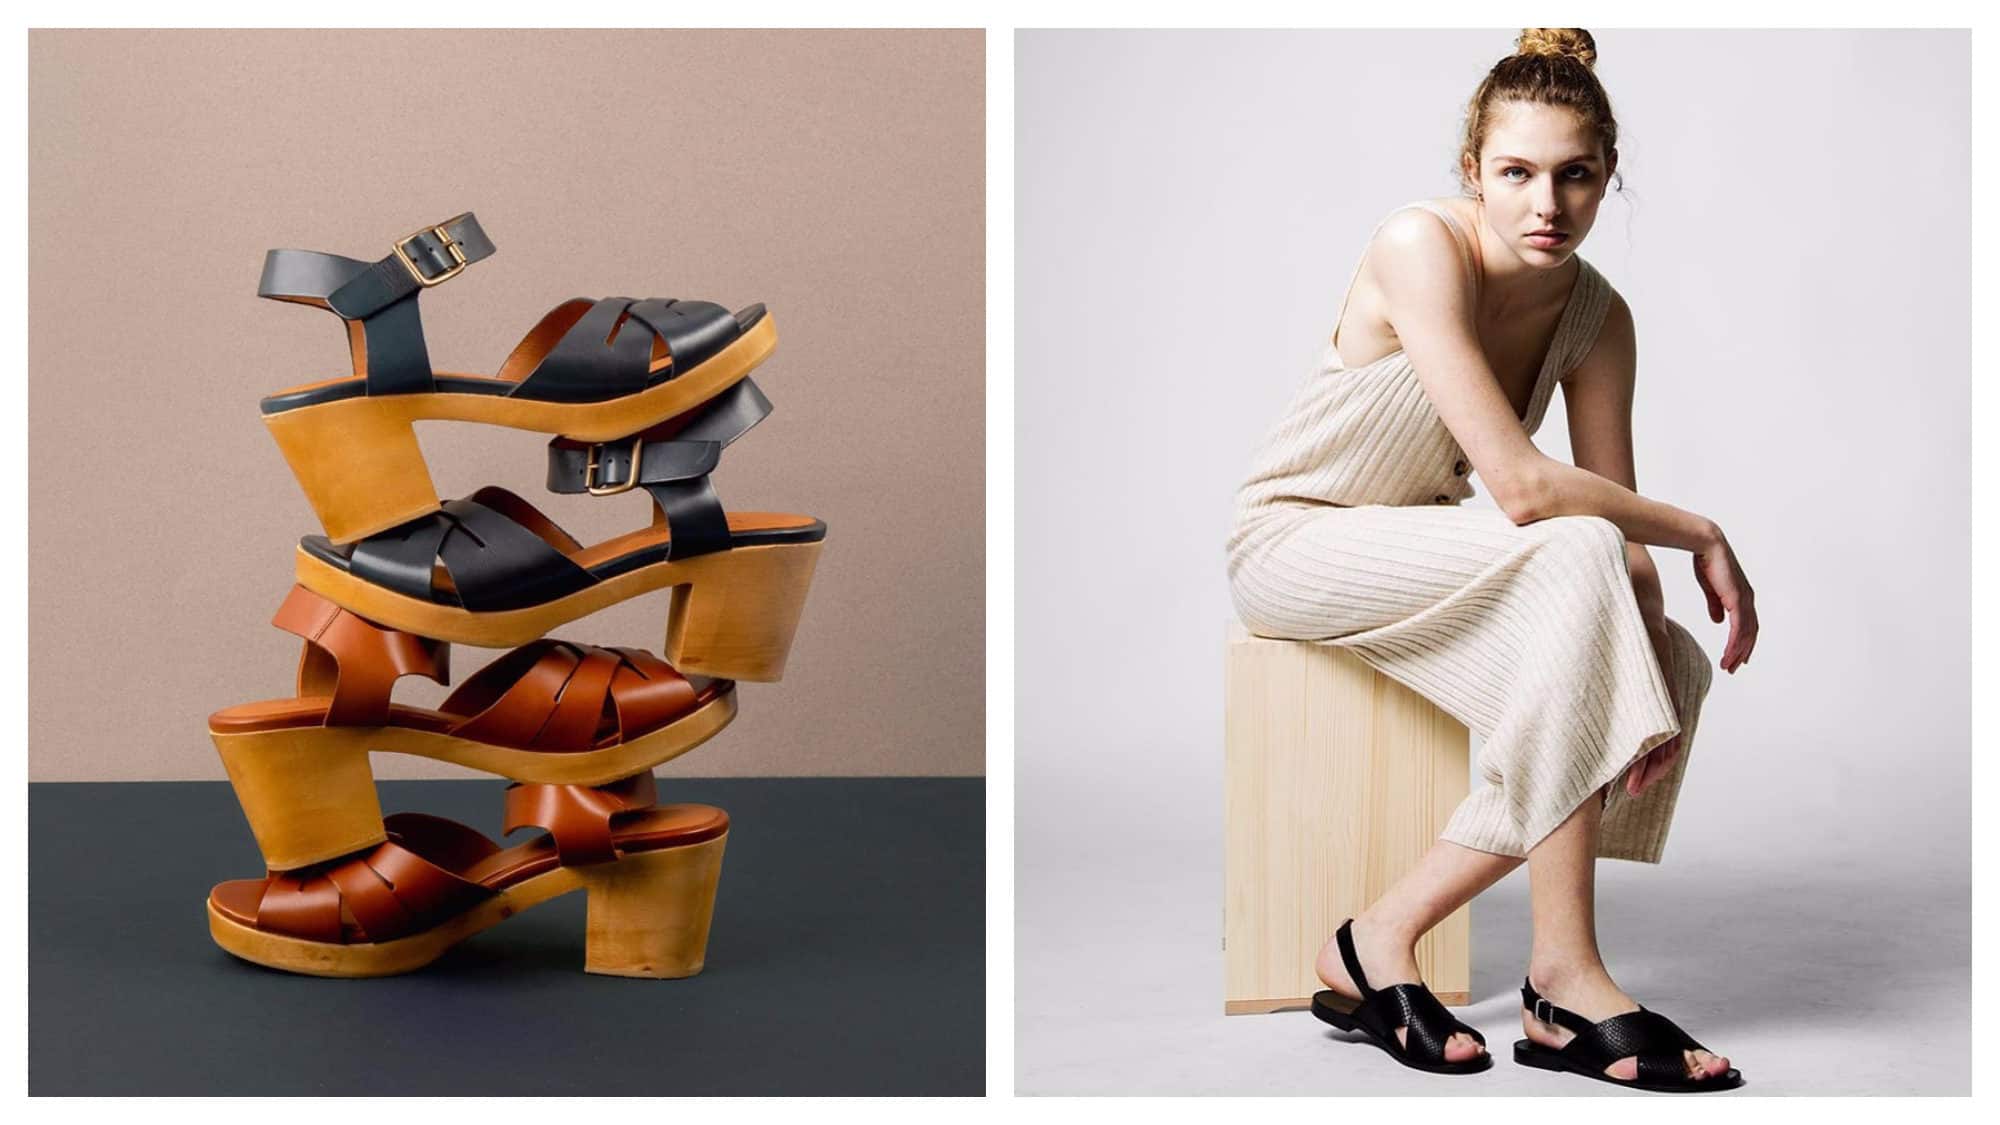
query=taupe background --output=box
[29,29,984,780]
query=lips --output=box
[1528,230,1566,238]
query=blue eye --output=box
[1502,167,1528,181]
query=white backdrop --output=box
[1015,29,1969,1092]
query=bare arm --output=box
[1374,211,1716,552]
[1375,212,1756,672]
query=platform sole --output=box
[208,831,726,979]
[265,314,777,544]
[212,686,736,870]
[295,538,823,680]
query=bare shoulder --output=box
[1367,205,1473,300]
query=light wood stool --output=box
[1223,624,1471,1014]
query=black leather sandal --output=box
[291,380,825,683]
[257,212,778,544]
[1310,919,1491,1074]
[1514,978,1743,1092]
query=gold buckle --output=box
[585,440,645,496]
[393,224,468,287]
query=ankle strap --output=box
[257,212,495,395]
[1519,978,1599,1036]
[1334,919,1374,997]
[543,377,772,560]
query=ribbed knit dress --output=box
[1227,200,1711,863]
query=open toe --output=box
[1309,920,1491,1075]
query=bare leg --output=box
[1522,791,1730,1080]
[1315,839,1520,1061]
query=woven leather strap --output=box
[272,585,450,726]
[439,643,700,752]
[253,813,497,943]
[503,773,660,866]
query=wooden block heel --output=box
[263,397,442,545]
[211,726,387,869]
[667,540,824,681]
[580,832,727,978]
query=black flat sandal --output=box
[1513,978,1743,1093]
[1309,919,1491,1075]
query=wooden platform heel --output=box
[211,585,737,869]
[292,379,826,681]
[579,833,727,978]
[207,776,731,979]
[257,211,778,544]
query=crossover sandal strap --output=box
[257,212,495,396]
[346,487,597,611]
[503,297,744,404]
[1336,919,1484,1064]
[271,585,450,726]
[543,376,773,561]
[1521,978,1707,1081]
[502,772,660,866]
[254,813,497,944]
[439,642,702,752]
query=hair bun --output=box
[1515,28,1597,69]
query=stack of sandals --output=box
[205,214,827,978]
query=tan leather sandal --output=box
[210,586,736,869]
[208,774,728,979]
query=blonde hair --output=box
[1459,28,1621,195]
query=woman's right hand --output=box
[1693,529,1758,673]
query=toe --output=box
[1443,1032,1483,1062]
[1605,1056,1638,1081]
[1701,1050,1731,1079]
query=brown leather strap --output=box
[502,772,659,866]
[252,812,496,943]
[441,643,700,752]
[272,585,450,726]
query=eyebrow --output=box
[1489,153,1601,167]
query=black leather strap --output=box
[347,492,596,611]
[510,297,743,404]
[1336,919,1483,1064]
[544,377,772,561]
[1521,978,1705,1076]
[257,212,494,396]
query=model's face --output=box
[1466,102,1613,268]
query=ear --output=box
[1460,151,1480,196]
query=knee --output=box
[1661,616,1714,701]
[1531,515,1626,567]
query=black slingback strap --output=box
[256,212,495,397]
[544,378,773,561]
[1334,919,1375,996]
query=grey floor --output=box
[32,777,984,1096]
[1017,815,1969,1095]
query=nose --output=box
[1532,177,1560,218]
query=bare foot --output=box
[1315,917,1484,1063]
[1522,963,1730,1082]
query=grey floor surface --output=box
[31,777,984,1096]
[1018,819,1969,1096]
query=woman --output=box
[1226,29,1757,1092]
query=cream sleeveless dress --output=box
[1227,200,1711,863]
